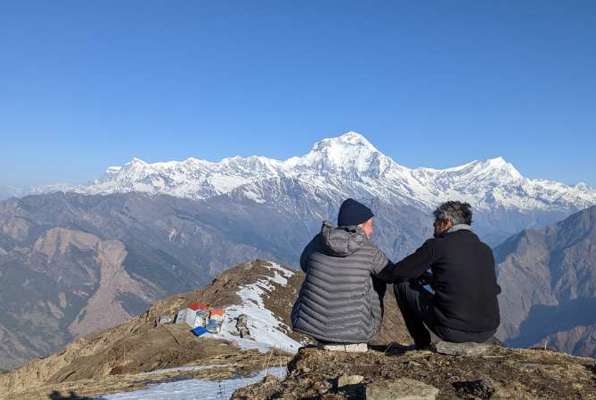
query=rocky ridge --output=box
[233,346,596,399]
[0,259,407,399]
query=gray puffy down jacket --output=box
[291,222,390,343]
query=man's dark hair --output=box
[433,201,473,225]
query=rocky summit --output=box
[0,259,595,399]
[0,259,407,399]
[0,260,302,399]
[233,345,596,399]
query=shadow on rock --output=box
[452,379,495,399]
[368,342,417,356]
[49,390,104,400]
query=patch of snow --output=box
[206,263,300,354]
[263,262,293,286]
[241,188,266,204]
[145,364,233,375]
[100,367,287,400]
[209,175,250,193]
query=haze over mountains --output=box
[0,132,595,369]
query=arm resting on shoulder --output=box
[370,248,392,276]
[376,239,438,282]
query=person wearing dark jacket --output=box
[291,198,391,347]
[378,201,501,348]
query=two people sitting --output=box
[291,198,501,350]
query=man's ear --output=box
[445,219,454,231]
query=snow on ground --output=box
[145,364,233,375]
[205,262,301,354]
[100,367,287,400]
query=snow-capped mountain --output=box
[1,134,595,372]
[53,131,595,213]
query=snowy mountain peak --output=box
[472,157,523,180]
[319,131,377,149]
[487,156,508,166]
[25,131,596,213]
[128,157,147,166]
[288,131,391,176]
[310,131,379,157]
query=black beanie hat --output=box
[337,198,374,226]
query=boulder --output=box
[366,378,439,400]
[323,343,368,353]
[432,341,493,356]
[337,374,364,387]
[158,315,173,325]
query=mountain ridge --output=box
[18,132,595,214]
[496,205,596,356]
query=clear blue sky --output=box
[1,1,595,187]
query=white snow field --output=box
[100,367,287,400]
[205,262,302,354]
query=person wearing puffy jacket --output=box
[291,198,392,347]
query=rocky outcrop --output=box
[0,259,412,399]
[0,260,304,399]
[233,346,596,399]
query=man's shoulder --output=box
[360,240,385,255]
[445,230,490,249]
[358,241,390,273]
[421,237,441,248]
[476,238,494,256]
[444,229,476,241]
[356,240,389,261]
[423,235,454,255]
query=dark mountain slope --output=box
[496,206,596,356]
[0,192,281,369]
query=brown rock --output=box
[366,378,439,400]
[432,341,494,356]
[337,373,364,387]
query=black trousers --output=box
[393,280,496,348]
